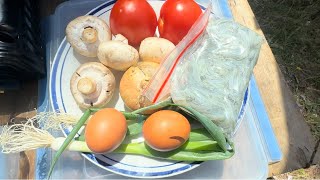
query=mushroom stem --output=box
[77,77,97,95]
[82,27,98,43]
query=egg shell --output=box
[142,110,191,151]
[85,108,127,153]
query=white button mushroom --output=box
[139,37,175,64]
[66,16,112,57]
[114,34,128,44]
[97,40,139,71]
[70,62,116,108]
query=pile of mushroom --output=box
[70,62,115,108]
[66,15,177,109]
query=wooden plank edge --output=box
[228,0,317,177]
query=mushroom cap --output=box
[139,37,175,64]
[119,62,159,111]
[114,34,128,44]
[66,16,111,57]
[70,62,115,108]
[97,41,139,71]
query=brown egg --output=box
[85,108,127,153]
[142,110,191,151]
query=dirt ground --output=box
[248,0,320,140]
[272,165,320,179]
[248,0,320,178]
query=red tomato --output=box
[158,0,202,45]
[110,0,157,46]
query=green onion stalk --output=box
[0,98,234,180]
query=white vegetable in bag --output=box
[170,19,264,136]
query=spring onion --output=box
[0,99,234,179]
[170,104,228,151]
[47,109,91,179]
[0,121,233,162]
[132,98,173,114]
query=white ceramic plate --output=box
[49,0,249,178]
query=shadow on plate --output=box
[73,49,98,64]
[174,160,224,179]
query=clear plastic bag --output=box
[143,16,263,136]
[142,3,213,103]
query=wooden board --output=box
[0,81,38,179]
[228,0,318,176]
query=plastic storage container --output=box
[0,128,20,179]
[0,0,45,86]
[0,0,282,179]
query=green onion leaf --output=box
[47,109,91,179]
[170,104,228,152]
[113,140,234,161]
[132,98,173,114]
[90,108,148,120]
[189,128,212,141]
